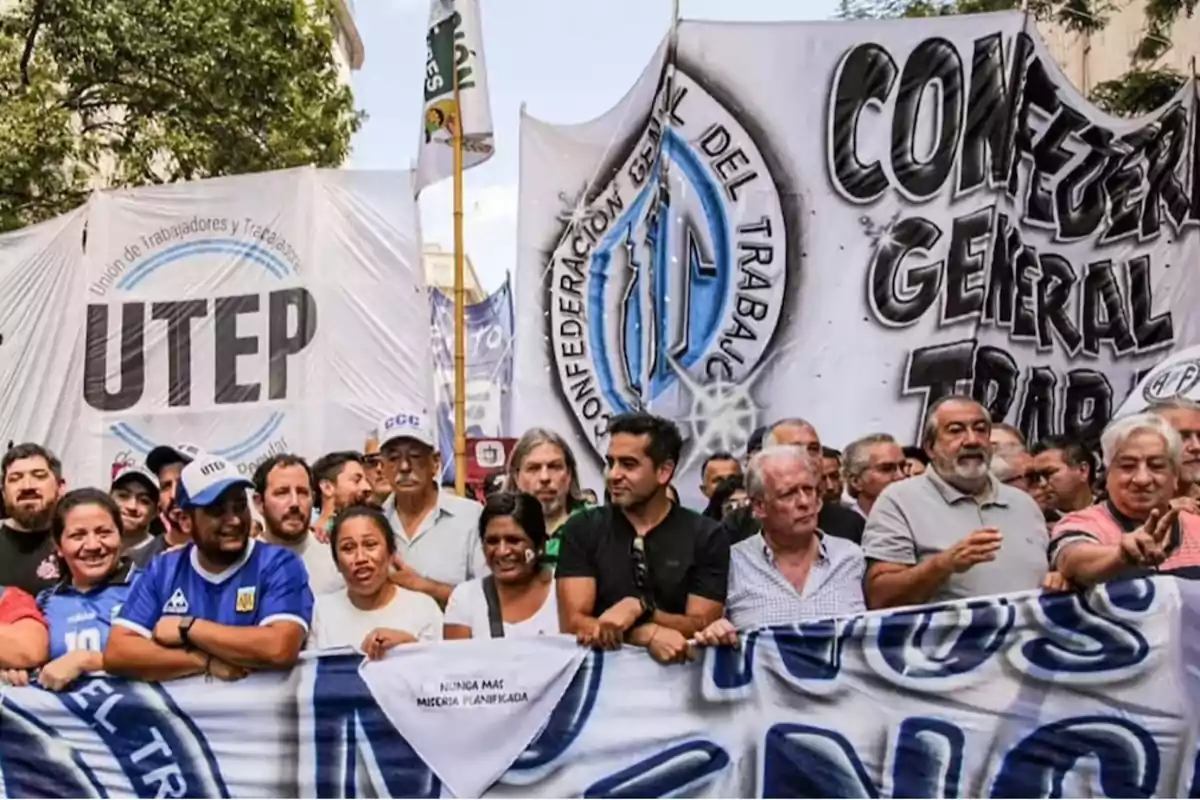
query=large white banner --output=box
[0,208,88,458]
[515,12,1200,503]
[55,167,428,482]
[1,578,1199,797]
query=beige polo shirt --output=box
[383,490,488,587]
[862,469,1049,603]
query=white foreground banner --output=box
[0,167,429,483]
[515,12,1200,502]
[1,579,1199,797]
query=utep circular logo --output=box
[83,228,317,471]
[546,67,789,460]
[1142,357,1200,404]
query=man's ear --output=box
[171,507,190,535]
[253,492,264,515]
[657,460,677,487]
[56,478,66,500]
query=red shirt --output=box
[0,586,46,627]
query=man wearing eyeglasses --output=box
[376,411,485,607]
[842,434,907,519]
[557,412,730,665]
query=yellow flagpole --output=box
[452,49,468,498]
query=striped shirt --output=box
[725,531,866,629]
[1050,500,1200,574]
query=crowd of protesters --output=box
[0,393,1197,689]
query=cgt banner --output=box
[1,577,1200,797]
[54,167,428,483]
[514,12,1200,500]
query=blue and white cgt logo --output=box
[1141,357,1200,404]
[84,228,316,470]
[545,65,789,461]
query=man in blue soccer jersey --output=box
[104,455,314,682]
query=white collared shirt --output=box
[383,490,488,586]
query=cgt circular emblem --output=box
[545,66,789,461]
[1142,357,1200,404]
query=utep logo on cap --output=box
[199,458,227,477]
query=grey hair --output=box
[506,427,583,502]
[842,433,897,480]
[745,445,820,500]
[921,395,993,449]
[1099,413,1183,469]
[989,444,1025,482]
[763,417,816,448]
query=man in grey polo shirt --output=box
[376,410,486,606]
[862,396,1052,608]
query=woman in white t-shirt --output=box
[444,492,557,639]
[309,506,442,657]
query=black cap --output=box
[145,442,204,476]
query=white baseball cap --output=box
[176,455,253,510]
[375,410,437,450]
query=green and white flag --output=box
[415,0,495,194]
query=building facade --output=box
[423,245,488,304]
[1037,0,1198,97]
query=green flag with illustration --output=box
[415,0,495,194]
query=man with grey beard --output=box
[861,396,1051,608]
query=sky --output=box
[349,0,842,294]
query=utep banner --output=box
[4,577,1200,797]
[514,11,1200,502]
[431,278,514,483]
[47,168,428,483]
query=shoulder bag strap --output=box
[482,575,505,638]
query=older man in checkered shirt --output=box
[695,445,865,645]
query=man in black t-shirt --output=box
[0,443,65,594]
[557,413,730,664]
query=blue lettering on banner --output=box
[584,740,731,798]
[762,722,880,798]
[309,653,439,798]
[884,717,964,799]
[1010,579,1155,682]
[0,699,104,798]
[867,597,1016,689]
[705,629,761,697]
[503,651,605,785]
[64,678,228,799]
[989,716,1160,798]
[773,617,858,688]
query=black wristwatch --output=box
[178,616,197,649]
[633,597,655,628]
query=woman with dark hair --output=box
[703,475,748,521]
[444,492,557,639]
[3,489,135,691]
[309,506,442,657]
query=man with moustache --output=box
[862,396,1052,608]
[0,444,66,594]
[377,410,486,607]
[109,465,162,568]
[311,451,375,535]
[507,428,590,568]
[254,454,346,596]
[106,455,313,682]
[1149,399,1200,502]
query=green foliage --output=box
[837,0,1197,117]
[0,0,364,232]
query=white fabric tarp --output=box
[515,12,1200,505]
[0,167,428,483]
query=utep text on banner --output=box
[514,11,1200,503]
[3,576,1200,797]
[33,167,428,485]
[431,277,515,483]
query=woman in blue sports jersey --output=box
[13,489,137,691]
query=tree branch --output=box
[19,0,48,87]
